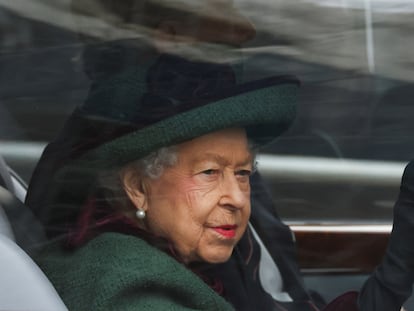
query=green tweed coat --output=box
[35,232,234,311]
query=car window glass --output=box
[0,0,412,222]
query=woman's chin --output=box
[198,247,234,264]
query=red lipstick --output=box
[212,225,237,238]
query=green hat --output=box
[26,53,299,236]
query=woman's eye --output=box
[202,169,218,175]
[236,170,252,177]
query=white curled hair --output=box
[97,146,178,210]
[133,146,178,180]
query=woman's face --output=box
[130,128,252,263]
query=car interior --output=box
[0,154,68,311]
[1,0,414,310]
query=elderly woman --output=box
[25,2,414,307]
[26,49,414,311]
[26,52,299,310]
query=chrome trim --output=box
[288,224,392,234]
[258,154,407,187]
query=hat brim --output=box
[75,76,299,170]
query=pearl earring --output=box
[136,209,146,220]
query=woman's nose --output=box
[218,174,249,210]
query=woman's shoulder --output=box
[74,232,168,260]
[37,232,186,284]
[76,232,183,272]
[36,232,234,311]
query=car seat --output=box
[0,154,68,311]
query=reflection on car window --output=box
[0,0,412,222]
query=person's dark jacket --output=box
[210,163,414,311]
